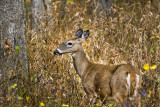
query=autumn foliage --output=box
[0,0,160,107]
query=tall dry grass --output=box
[1,0,159,107]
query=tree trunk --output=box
[97,0,113,11]
[61,0,66,19]
[31,0,45,30]
[44,0,54,29]
[91,0,114,19]
[0,0,28,102]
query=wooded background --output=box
[0,0,160,106]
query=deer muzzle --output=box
[54,49,62,55]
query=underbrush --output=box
[1,0,160,107]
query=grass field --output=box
[1,0,160,106]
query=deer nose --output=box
[54,49,61,55]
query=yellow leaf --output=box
[12,84,17,88]
[40,102,45,106]
[108,104,112,107]
[158,77,160,83]
[148,90,152,98]
[41,22,44,25]
[14,84,17,87]
[48,32,51,36]
[18,96,23,100]
[143,64,149,71]
[49,0,51,1]
[26,96,30,102]
[43,45,46,49]
[150,65,157,70]
[67,0,71,4]
[62,104,69,107]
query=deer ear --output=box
[74,29,83,38]
[81,30,89,39]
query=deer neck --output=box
[72,47,89,78]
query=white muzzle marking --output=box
[57,48,62,53]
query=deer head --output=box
[54,29,89,55]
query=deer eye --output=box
[67,42,72,45]
[67,42,72,46]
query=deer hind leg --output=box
[136,93,141,107]
[102,96,115,106]
[113,93,124,107]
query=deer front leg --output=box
[83,87,96,106]
[87,94,94,105]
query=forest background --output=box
[0,0,160,106]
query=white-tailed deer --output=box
[54,29,142,107]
